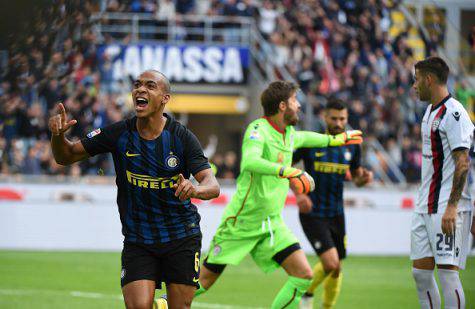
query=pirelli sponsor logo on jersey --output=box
[314,162,349,174]
[126,171,179,189]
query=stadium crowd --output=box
[0,0,467,183]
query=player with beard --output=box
[49,70,220,309]
[295,98,373,309]
[194,81,364,308]
[411,57,474,309]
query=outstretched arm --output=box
[294,130,363,149]
[49,103,89,165]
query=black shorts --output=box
[299,214,346,259]
[121,233,201,288]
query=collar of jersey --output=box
[263,116,285,135]
[431,94,451,112]
[131,113,172,133]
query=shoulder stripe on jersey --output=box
[428,104,447,213]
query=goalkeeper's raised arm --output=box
[294,129,363,148]
[239,94,363,178]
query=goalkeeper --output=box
[195,81,363,308]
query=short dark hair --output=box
[325,97,347,110]
[261,81,299,116]
[414,57,449,84]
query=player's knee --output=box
[323,260,340,274]
[412,268,433,286]
[297,265,314,280]
[125,298,153,309]
[332,266,341,277]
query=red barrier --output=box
[0,188,24,201]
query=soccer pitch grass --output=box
[0,251,473,308]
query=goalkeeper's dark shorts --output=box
[120,233,201,288]
[299,214,346,259]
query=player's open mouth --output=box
[135,97,149,110]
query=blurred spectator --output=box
[130,0,156,13]
[155,0,176,20]
[222,151,239,179]
[258,1,280,38]
[176,0,195,15]
[455,80,475,111]
[210,153,225,178]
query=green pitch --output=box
[0,251,473,308]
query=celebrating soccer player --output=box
[294,98,373,309]
[48,70,220,309]
[411,57,474,309]
[194,81,363,308]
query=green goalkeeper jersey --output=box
[221,117,331,233]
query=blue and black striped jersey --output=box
[81,114,210,244]
[294,145,361,218]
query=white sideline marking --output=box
[0,288,266,309]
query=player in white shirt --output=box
[411,57,474,309]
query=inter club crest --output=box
[165,153,179,169]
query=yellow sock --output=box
[306,261,328,294]
[322,271,343,309]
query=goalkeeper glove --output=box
[328,130,363,146]
[278,166,303,178]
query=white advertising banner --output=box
[98,44,250,84]
[0,183,472,255]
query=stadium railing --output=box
[91,12,252,46]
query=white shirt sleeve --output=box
[442,105,474,151]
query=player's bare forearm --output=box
[51,134,88,165]
[447,149,470,207]
[49,102,88,165]
[193,168,220,200]
[51,134,75,165]
[441,149,467,235]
